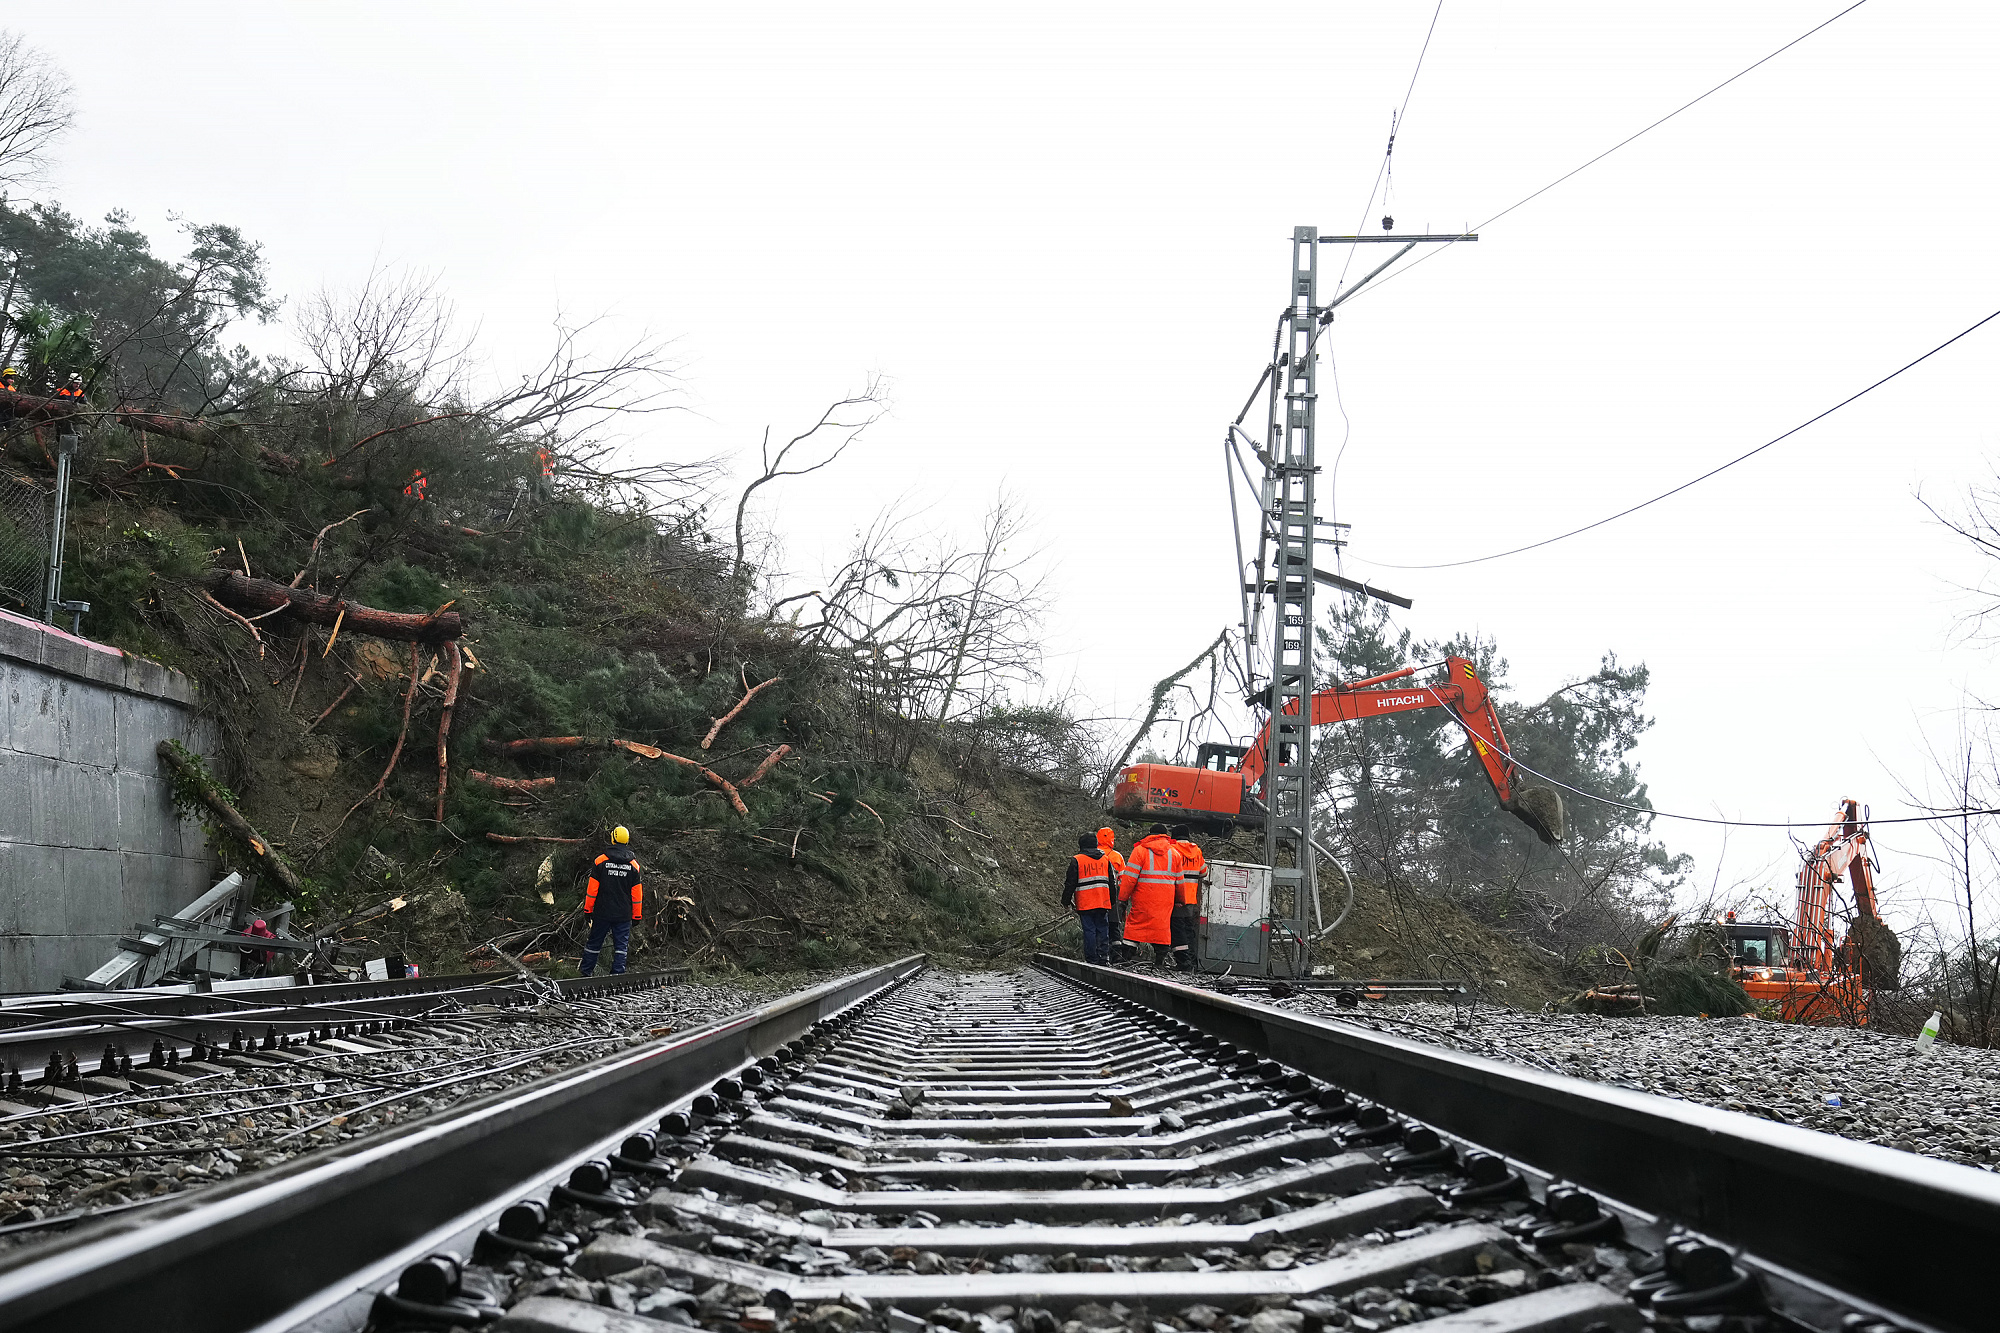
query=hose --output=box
[1309,835,1356,941]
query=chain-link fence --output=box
[0,470,49,616]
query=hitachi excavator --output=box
[1110,655,1567,846]
[1724,797,1901,1023]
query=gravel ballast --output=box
[1197,983,2000,1172]
[0,973,809,1243]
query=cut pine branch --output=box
[435,642,462,823]
[702,675,783,749]
[338,642,423,830]
[485,833,584,845]
[205,571,466,643]
[661,752,748,815]
[197,589,266,659]
[156,741,307,899]
[306,672,362,733]
[741,744,792,786]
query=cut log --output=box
[204,570,465,643]
[485,735,606,757]
[470,771,557,794]
[155,741,307,900]
[484,734,751,814]
[485,833,585,845]
[0,391,210,443]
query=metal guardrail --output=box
[0,955,924,1332]
[1038,954,2000,1333]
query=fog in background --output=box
[24,1,2000,935]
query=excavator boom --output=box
[1111,655,1566,845]
[1726,796,1901,1023]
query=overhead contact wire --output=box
[1426,699,2000,830]
[1344,0,1874,306]
[1335,0,1447,292]
[1361,305,2000,570]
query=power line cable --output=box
[1356,305,2000,571]
[1424,702,2000,830]
[1342,0,1872,306]
[1336,1,1447,292]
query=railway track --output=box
[0,955,1991,1333]
[0,970,686,1238]
[0,968,685,1088]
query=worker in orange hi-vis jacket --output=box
[1170,823,1205,972]
[580,825,644,975]
[1096,827,1126,881]
[1116,823,1181,967]
[1063,832,1117,965]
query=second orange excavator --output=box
[1110,655,1567,846]
[1725,798,1901,1023]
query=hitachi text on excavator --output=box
[1111,654,1566,847]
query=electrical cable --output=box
[1341,0,1873,307]
[1356,305,2000,570]
[1422,697,2000,830]
[1336,0,1448,292]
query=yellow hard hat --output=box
[612,826,630,844]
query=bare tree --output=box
[1896,713,2000,1045]
[0,32,71,190]
[794,494,1050,768]
[731,379,888,585]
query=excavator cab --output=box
[1193,742,1248,772]
[1724,922,1790,972]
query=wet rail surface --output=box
[0,957,1988,1333]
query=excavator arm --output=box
[1238,655,1563,846]
[1798,798,1900,988]
[1111,656,1565,846]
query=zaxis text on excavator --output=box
[1111,655,1567,846]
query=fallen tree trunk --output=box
[485,833,584,845]
[156,740,308,900]
[0,391,232,446]
[204,570,466,642]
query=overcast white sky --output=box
[25,2,2000,936]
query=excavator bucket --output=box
[1506,785,1566,846]
[1847,914,1903,990]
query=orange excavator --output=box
[1724,798,1901,1023]
[1110,655,1566,846]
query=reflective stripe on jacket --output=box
[1071,851,1115,911]
[584,852,644,920]
[1174,840,1206,905]
[1117,834,1181,945]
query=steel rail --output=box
[0,955,925,1333]
[1038,954,2000,1333]
[0,969,681,1079]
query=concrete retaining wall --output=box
[0,610,219,992]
